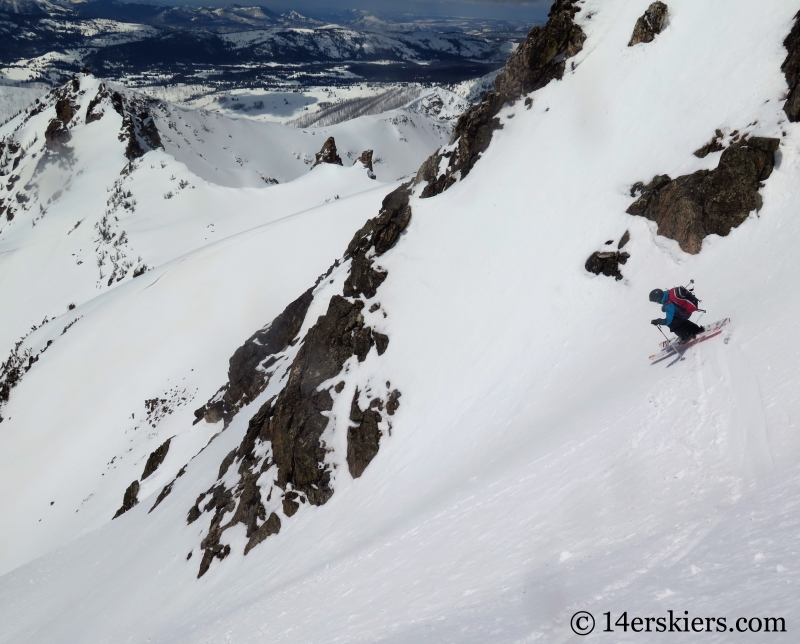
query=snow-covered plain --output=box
[1,1,800,642]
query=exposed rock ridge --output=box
[627,137,779,254]
[628,2,668,47]
[113,480,139,519]
[415,0,585,198]
[782,11,800,122]
[192,288,315,427]
[185,184,410,577]
[109,90,163,160]
[312,136,343,168]
[355,149,375,179]
[142,438,171,480]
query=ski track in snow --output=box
[1,0,800,642]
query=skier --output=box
[649,287,704,343]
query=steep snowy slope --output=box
[0,74,444,373]
[152,95,451,187]
[2,1,800,642]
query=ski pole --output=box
[656,324,681,359]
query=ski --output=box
[649,318,730,363]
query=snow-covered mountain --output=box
[2,0,800,642]
[0,1,516,89]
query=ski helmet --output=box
[649,288,664,303]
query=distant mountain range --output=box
[0,0,523,87]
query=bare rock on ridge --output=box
[312,136,343,168]
[141,438,171,480]
[54,97,75,125]
[188,183,411,575]
[628,2,668,47]
[44,119,71,152]
[356,149,375,178]
[781,11,800,121]
[416,0,586,198]
[627,137,779,254]
[113,480,140,519]
[110,91,163,160]
[192,288,315,426]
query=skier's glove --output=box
[650,319,660,326]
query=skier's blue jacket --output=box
[653,289,690,326]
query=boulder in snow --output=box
[628,2,669,47]
[585,250,630,281]
[627,137,779,254]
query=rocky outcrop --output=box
[416,0,585,198]
[782,11,800,122]
[187,184,409,576]
[627,137,779,253]
[356,149,375,178]
[44,119,71,152]
[343,183,412,299]
[312,136,343,168]
[628,2,668,47]
[110,91,163,160]
[86,85,109,124]
[54,98,75,125]
[141,438,171,480]
[113,480,140,519]
[585,250,630,280]
[193,289,314,426]
[694,129,726,158]
[348,388,399,478]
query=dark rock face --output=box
[192,288,314,426]
[54,98,74,125]
[356,149,375,178]
[343,183,411,298]
[628,2,668,47]
[494,0,586,99]
[627,137,779,253]
[585,251,630,280]
[250,295,377,501]
[86,85,109,124]
[347,391,381,478]
[694,129,726,158]
[782,11,800,122]
[141,438,171,480]
[113,480,140,519]
[44,119,71,152]
[110,91,163,160]
[312,136,343,168]
[356,149,373,172]
[189,184,410,576]
[416,0,585,198]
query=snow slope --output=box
[152,94,451,187]
[2,1,800,642]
